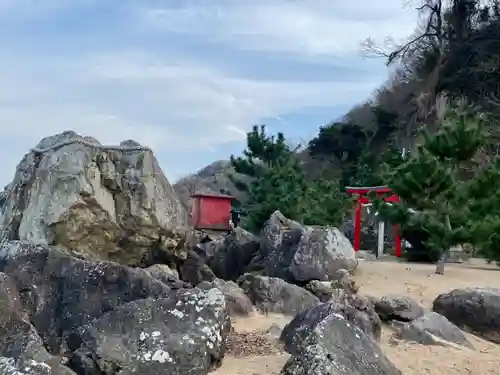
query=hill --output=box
[173,160,249,209]
[178,0,500,198]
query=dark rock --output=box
[238,273,318,316]
[280,295,382,354]
[331,269,359,293]
[145,264,178,280]
[305,275,358,303]
[0,241,174,355]
[280,312,401,375]
[393,312,472,348]
[0,272,52,363]
[144,264,190,289]
[255,211,357,283]
[433,287,500,344]
[364,295,380,306]
[207,228,260,281]
[178,249,216,286]
[70,287,230,375]
[340,219,354,243]
[374,295,425,322]
[401,228,438,263]
[198,278,254,316]
[304,281,336,302]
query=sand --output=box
[213,258,500,375]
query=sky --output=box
[0,0,419,187]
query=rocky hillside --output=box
[173,160,249,209]
[179,1,500,195]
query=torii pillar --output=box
[346,186,402,258]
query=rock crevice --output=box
[0,131,187,266]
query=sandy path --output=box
[213,259,500,375]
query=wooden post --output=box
[377,220,385,258]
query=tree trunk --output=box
[436,213,453,275]
[435,250,449,275]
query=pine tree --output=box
[375,107,483,274]
[466,157,500,263]
[231,125,346,232]
[301,179,347,226]
[230,125,292,182]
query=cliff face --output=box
[0,131,187,266]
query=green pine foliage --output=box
[466,157,500,263]
[243,157,308,232]
[230,125,347,232]
[301,179,347,226]
[374,107,483,272]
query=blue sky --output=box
[0,0,418,186]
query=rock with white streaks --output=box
[70,288,231,375]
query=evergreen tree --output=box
[375,108,483,274]
[231,125,346,232]
[230,125,306,231]
[243,154,308,232]
[230,125,292,182]
[301,179,347,226]
[466,157,500,263]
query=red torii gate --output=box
[345,186,402,258]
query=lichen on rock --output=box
[0,131,188,266]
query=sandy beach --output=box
[213,259,500,375]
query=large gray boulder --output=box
[374,295,425,322]
[305,280,339,302]
[70,288,230,375]
[198,278,254,316]
[255,211,357,283]
[0,241,175,355]
[305,270,359,302]
[207,227,260,281]
[0,272,49,362]
[144,264,186,289]
[0,131,187,266]
[238,273,319,316]
[280,312,401,375]
[178,249,217,286]
[0,270,77,374]
[433,287,500,344]
[393,312,472,348]
[280,294,382,353]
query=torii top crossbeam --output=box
[345,186,393,194]
[345,185,402,257]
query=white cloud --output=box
[0,50,383,148]
[0,0,418,186]
[139,0,417,59]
